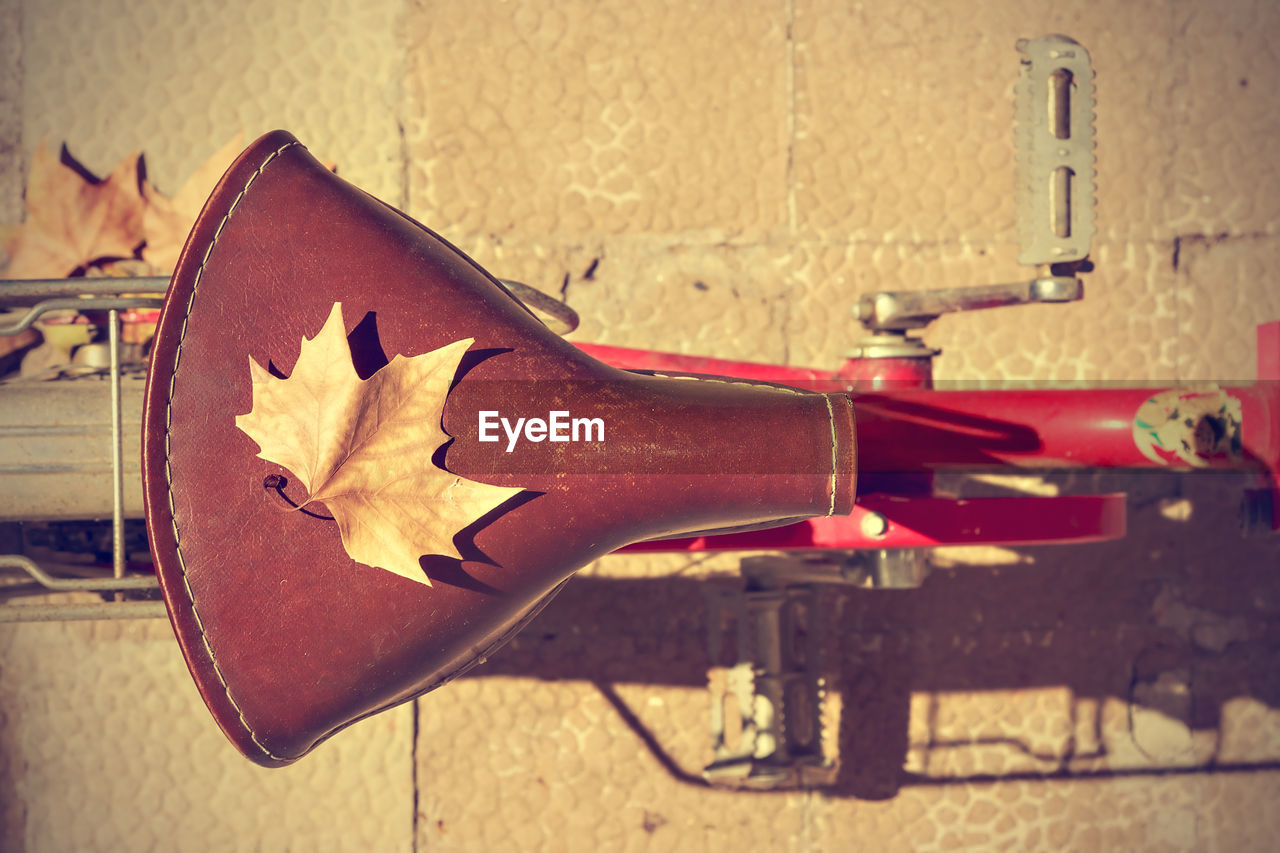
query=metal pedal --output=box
[701,551,932,788]
[703,581,828,789]
[1016,34,1097,267]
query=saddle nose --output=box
[143,130,856,765]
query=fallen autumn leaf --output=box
[3,141,146,280]
[235,302,522,585]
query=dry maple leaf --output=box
[3,141,146,279]
[235,302,521,586]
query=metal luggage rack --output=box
[0,276,170,622]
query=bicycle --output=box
[1,35,1275,790]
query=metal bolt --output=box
[860,512,889,539]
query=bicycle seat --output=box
[143,130,856,766]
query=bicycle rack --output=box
[0,276,168,621]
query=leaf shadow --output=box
[450,346,513,391]
[420,490,543,592]
[347,310,388,379]
[346,311,508,387]
[417,557,501,594]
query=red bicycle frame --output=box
[578,320,1280,552]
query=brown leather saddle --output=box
[143,131,856,765]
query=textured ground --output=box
[2,0,1280,850]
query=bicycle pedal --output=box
[702,582,830,789]
[1016,34,1096,267]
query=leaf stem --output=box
[264,474,334,520]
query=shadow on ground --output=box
[464,470,1280,798]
